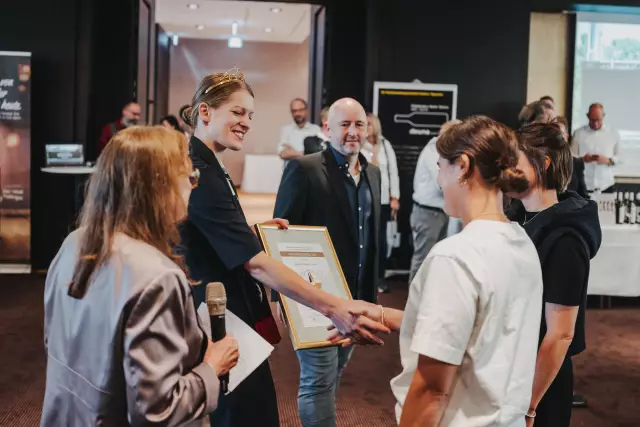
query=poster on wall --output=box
[373,81,457,270]
[0,51,31,269]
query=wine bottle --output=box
[624,193,631,224]
[616,192,624,224]
[636,192,640,225]
[630,193,637,225]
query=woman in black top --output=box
[507,123,602,427]
[178,68,389,427]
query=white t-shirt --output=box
[571,124,620,191]
[277,122,323,154]
[413,137,444,209]
[391,220,543,427]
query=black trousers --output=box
[209,360,280,426]
[535,357,574,427]
[378,204,391,279]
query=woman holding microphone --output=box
[41,127,238,426]
[179,68,389,427]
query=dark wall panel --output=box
[155,26,171,122]
[370,0,531,127]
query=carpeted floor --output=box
[0,274,638,426]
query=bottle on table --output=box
[630,193,637,225]
[636,192,640,225]
[616,192,625,224]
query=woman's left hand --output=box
[252,218,290,236]
[262,218,290,229]
[525,417,535,427]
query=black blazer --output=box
[273,148,382,303]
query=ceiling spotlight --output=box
[265,27,272,33]
[228,36,243,49]
[196,24,205,30]
[187,3,199,9]
[270,7,282,13]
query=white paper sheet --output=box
[197,304,274,394]
[277,242,334,328]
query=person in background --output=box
[331,116,544,427]
[571,103,620,193]
[303,106,330,155]
[409,120,461,283]
[540,95,555,110]
[179,70,389,427]
[509,123,602,427]
[277,98,322,161]
[518,101,555,128]
[556,116,589,199]
[362,112,399,293]
[41,127,239,426]
[274,98,383,427]
[97,102,141,156]
[161,115,182,132]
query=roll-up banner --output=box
[0,51,31,271]
[373,81,458,270]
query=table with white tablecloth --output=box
[241,154,283,194]
[588,224,640,297]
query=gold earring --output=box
[459,178,468,186]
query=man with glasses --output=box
[278,98,322,163]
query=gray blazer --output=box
[41,229,219,427]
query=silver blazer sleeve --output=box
[123,272,219,426]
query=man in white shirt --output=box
[409,120,460,282]
[277,98,322,161]
[571,103,620,192]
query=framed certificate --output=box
[255,224,353,350]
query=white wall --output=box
[169,38,310,184]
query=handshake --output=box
[324,299,390,347]
[204,299,390,380]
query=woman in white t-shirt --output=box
[331,116,544,426]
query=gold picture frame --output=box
[255,224,353,350]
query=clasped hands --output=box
[583,153,611,165]
[327,300,388,347]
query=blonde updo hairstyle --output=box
[180,69,255,128]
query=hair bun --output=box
[497,167,529,194]
[180,107,193,127]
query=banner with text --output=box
[0,51,31,265]
[373,82,457,270]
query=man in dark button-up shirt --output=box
[329,145,374,291]
[273,98,381,427]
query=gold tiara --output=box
[204,67,245,94]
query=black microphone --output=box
[206,282,228,393]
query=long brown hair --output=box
[180,68,255,128]
[436,115,530,194]
[68,126,191,298]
